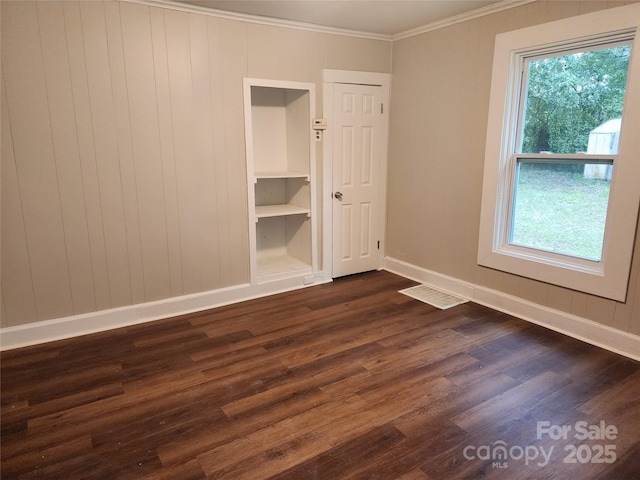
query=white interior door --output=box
[332,83,383,277]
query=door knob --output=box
[334,191,343,200]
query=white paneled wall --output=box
[1,0,391,327]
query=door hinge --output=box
[377,241,380,249]
[381,104,384,114]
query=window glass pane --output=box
[510,161,612,261]
[520,44,631,154]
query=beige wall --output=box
[1,0,391,327]
[387,0,640,335]
[4,0,638,336]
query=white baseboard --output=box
[4,260,638,361]
[384,256,640,362]
[0,274,329,351]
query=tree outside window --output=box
[510,44,631,262]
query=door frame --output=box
[322,69,391,281]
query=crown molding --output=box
[393,0,537,41]
[121,0,534,43]
[120,0,392,41]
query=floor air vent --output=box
[399,284,469,310]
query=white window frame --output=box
[478,3,640,302]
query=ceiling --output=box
[172,0,503,37]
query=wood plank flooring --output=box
[2,271,639,479]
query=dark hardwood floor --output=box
[2,271,639,479]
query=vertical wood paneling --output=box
[189,13,221,290]
[612,231,640,332]
[247,25,325,82]
[628,282,640,335]
[63,1,111,311]
[523,1,548,26]
[36,1,97,316]
[325,35,391,73]
[462,44,485,279]
[79,1,131,308]
[2,1,74,319]
[212,18,250,286]
[1,80,38,326]
[584,296,616,326]
[119,2,171,301]
[164,9,203,294]
[546,284,574,313]
[540,1,579,22]
[1,294,5,328]
[570,292,589,319]
[468,10,517,287]
[518,277,549,307]
[103,1,146,304]
[578,1,609,15]
[1,0,393,328]
[207,16,233,287]
[149,7,183,297]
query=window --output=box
[511,43,630,262]
[478,4,640,302]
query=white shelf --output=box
[244,78,317,285]
[255,171,309,180]
[257,254,312,277]
[255,204,310,218]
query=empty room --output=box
[1,0,639,478]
